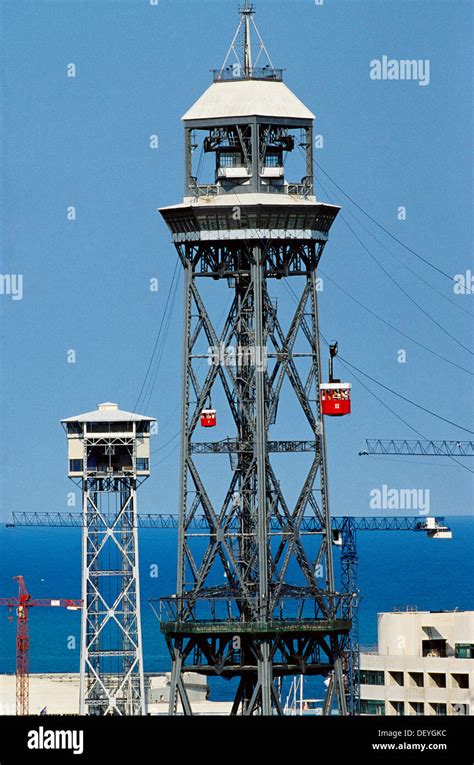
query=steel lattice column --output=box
[79,476,145,715]
[63,403,154,716]
[162,237,351,716]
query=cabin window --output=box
[136,458,149,471]
[264,153,281,167]
[69,459,83,472]
[220,152,240,168]
[67,423,83,435]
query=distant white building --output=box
[0,673,233,716]
[360,609,474,716]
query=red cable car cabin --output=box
[320,383,351,416]
[200,409,217,428]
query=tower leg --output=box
[258,641,273,716]
[168,645,192,716]
[80,479,145,715]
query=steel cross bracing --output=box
[74,426,147,716]
[155,229,351,717]
[7,511,450,715]
[360,439,474,457]
[79,476,145,715]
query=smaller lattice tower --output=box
[62,402,155,715]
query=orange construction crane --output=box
[0,575,82,715]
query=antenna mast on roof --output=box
[219,2,277,80]
[243,0,253,77]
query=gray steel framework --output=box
[360,439,474,457]
[158,228,350,716]
[7,510,451,714]
[72,434,147,716]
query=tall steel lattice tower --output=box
[62,402,155,715]
[159,2,351,715]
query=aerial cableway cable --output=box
[299,145,473,316]
[142,269,180,412]
[318,269,473,377]
[282,280,474,471]
[329,188,473,319]
[335,353,474,436]
[339,213,473,356]
[315,174,473,356]
[316,162,468,286]
[334,352,474,475]
[134,258,180,412]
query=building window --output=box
[69,459,83,472]
[451,703,470,716]
[451,673,469,689]
[422,639,447,658]
[455,643,474,659]
[86,422,132,433]
[388,671,404,687]
[136,458,149,471]
[409,702,424,716]
[408,672,424,688]
[390,701,405,716]
[430,703,447,716]
[360,700,385,715]
[66,423,83,435]
[360,670,385,686]
[428,672,446,688]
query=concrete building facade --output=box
[360,610,474,716]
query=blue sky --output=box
[0,0,472,528]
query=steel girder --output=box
[162,235,350,716]
[80,472,145,716]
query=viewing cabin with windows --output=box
[61,402,154,479]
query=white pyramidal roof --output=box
[62,402,155,423]
[182,80,315,122]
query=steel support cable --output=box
[282,280,474,470]
[318,269,473,377]
[142,264,181,410]
[332,191,474,319]
[336,354,474,436]
[156,441,180,466]
[151,430,180,456]
[142,269,180,412]
[152,264,234,463]
[333,355,474,475]
[134,258,180,411]
[316,163,462,285]
[314,173,473,356]
[339,214,473,356]
[297,144,472,318]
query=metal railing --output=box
[154,593,350,625]
[212,67,284,82]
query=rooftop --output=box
[182,79,315,122]
[61,402,155,424]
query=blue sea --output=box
[1,517,473,703]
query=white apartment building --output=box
[360,609,474,716]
